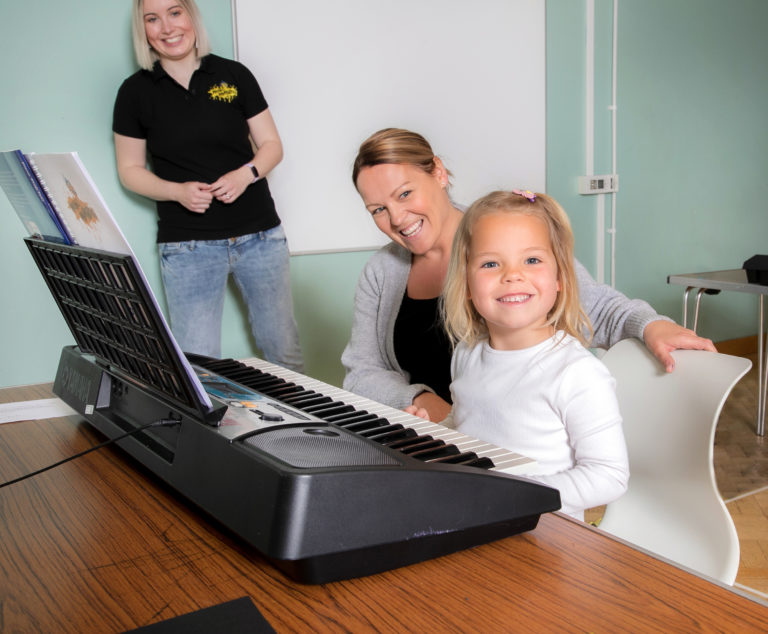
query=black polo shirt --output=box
[113,54,280,242]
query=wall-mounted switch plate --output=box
[578,174,618,194]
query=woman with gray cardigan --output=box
[341,128,715,422]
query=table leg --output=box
[682,287,694,330]
[759,296,766,437]
[693,288,708,333]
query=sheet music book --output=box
[0,150,72,244]
[25,152,132,254]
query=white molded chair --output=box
[598,339,751,585]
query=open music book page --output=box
[25,152,131,254]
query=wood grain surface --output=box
[1,385,767,633]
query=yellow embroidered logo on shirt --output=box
[208,82,238,103]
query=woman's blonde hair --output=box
[352,128,451,189]
[132,0,212,71]
[442,190,592,348]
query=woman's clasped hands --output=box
[176,164,254,213]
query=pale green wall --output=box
[615,0,768,336]
[547,0,768,340]
[1,1,767,389]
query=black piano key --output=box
[240,377,287,391]
[333,414,384,430]
[409,444,460,460]
[345,417,391,436]
[284,394,332,408]
[214,364,274,381]
[468,456,496,469]
[331,417,385,433]
[399,439,446,455]
[427,452,483,465]
[304,403,356,419]
[198,359,249,374]
[385,434,434,450]
[218,367,267,381]
[218,367,271,384]
[276,384,308,396]
[362,424,404,440]
[323,410,373,424]
[356,423,398,437]
[279,390,318,404]
[301,398,341,413]
[258,383,305,398]
[377,427,418,443]
[265,387,309,401]
[368,427,416,444]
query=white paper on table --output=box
[0,398,78,424]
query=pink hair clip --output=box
[512,188,536,202]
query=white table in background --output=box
[668,269,768,436]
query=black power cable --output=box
[0,418,181,490]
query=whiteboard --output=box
[232,0,545,254]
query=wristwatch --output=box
[246,163,259,183]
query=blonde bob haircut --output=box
[442,190,593,348]
[352,128,451,189]
[132,0,212,71]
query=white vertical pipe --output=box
[585,0,595,173]
[586,0,604,284]
[609,0,619,287]
[231,0,240,59]
[597,194,606,285]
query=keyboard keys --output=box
[193,356,536,474]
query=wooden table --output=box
[2,384,768,633]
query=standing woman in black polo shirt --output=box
[112,0,303,371]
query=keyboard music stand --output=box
[24,238,224,425]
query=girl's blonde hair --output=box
[442,190,592,348]
[132,0,212,71]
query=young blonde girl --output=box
[440,190,629,520]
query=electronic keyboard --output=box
[53,346,561,584]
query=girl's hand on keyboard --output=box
[404,405,431,421]
[411,391,452,422]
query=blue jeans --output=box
[159,226,304,372]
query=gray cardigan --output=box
[341,241,668,410]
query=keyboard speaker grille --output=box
[240,426,401,468]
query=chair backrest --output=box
[598,338,751,584]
